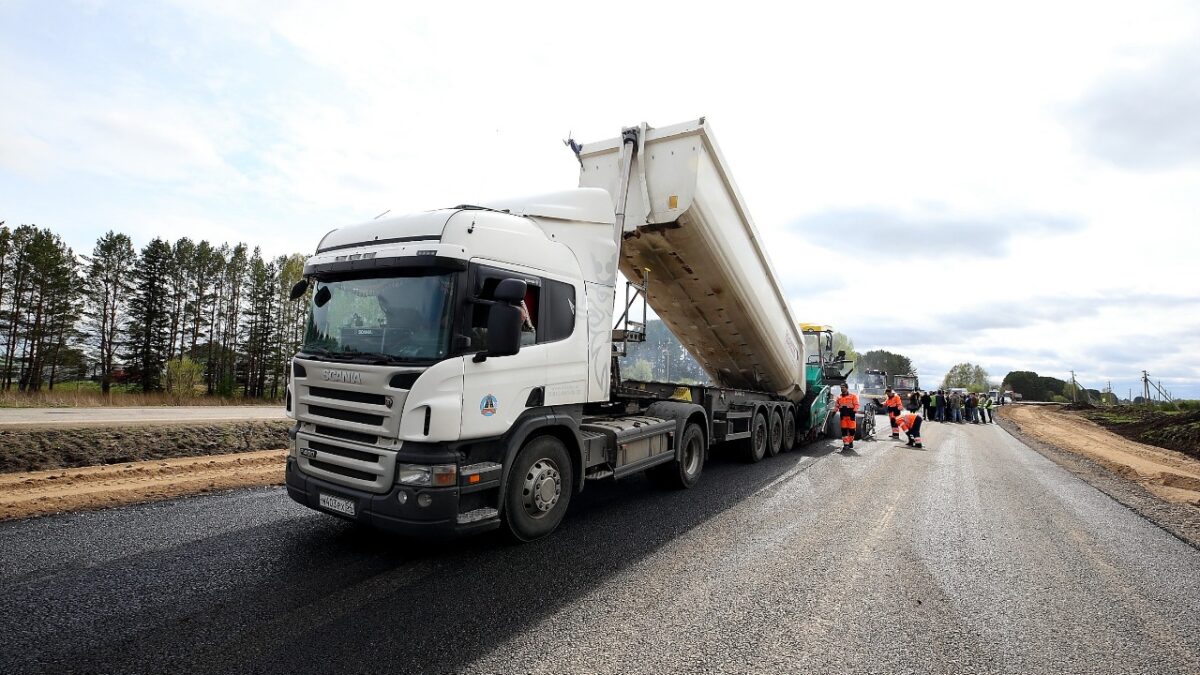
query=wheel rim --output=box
[770,415,782,449]
[783,414,795,449]
[754,419,766,457]
[683,432,702,476]
[521,458,562,519]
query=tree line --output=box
[0,222,307,398]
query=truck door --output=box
[460,266,548,440]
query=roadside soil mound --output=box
[0,420,291,473]
[1081,406,1200,462]
[1001,405,1200,507]
[0,449,287,521]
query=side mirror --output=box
[494,278,527,304]
[289,278,309,300]
[471,277,527,362]
[475,302,522,361]
[314,285,331,308]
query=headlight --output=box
[397,463,457,487]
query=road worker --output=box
[895,411,924,448]
[836,384,859,452]
[980,393,994,423]
[884,388,904,439]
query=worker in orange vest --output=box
[835,384,859,452]
[895,411,923,448]
[884,388,904,440]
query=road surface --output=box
[2,418,1199,673]
[0,405,285,426]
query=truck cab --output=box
[285,192,617,538]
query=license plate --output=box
[319,492,356,517]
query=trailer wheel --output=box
[740,412,768,463]
[648,422,705,489]
[781,409,796,452]
[503,435,573,542]
[765,409,783,458]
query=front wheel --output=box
[648,422,705,489]
[504,435,573,542]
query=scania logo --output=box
[322,369,362,384]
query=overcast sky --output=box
[2,0,1197,398]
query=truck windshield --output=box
[301,272,456,363]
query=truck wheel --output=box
[503,435,573,542]
[781,409,796,453]
[740,412,768,463]
[765,409,783,458]
[648,422,705,489]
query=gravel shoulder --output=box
[997,405,1200,550]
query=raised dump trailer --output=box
[284,119,819,542]
[577,119,805,400]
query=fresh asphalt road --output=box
[2,417,1199,674]
[0,405,285,426]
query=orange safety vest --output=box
[836,393,859,413]
[885,394,902,410]
[896,413,919,431]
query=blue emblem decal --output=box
[480,394,498,417]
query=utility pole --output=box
[1143,370,1151,405]
[1070,370,1078,403]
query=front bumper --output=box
[286,458,501,537]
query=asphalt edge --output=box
[995,408,1200,552]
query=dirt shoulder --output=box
[1003,405,1200,506]
[0,420,292,473]
[997,405,1200,549]
[0,449,287,521]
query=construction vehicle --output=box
[283,119,830,541]
[797,324,873,442]
[858,369,888,415]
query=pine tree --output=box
[82,231,136,394]
[125,238,173,392]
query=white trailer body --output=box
[577,119,806,401]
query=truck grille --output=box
[308,440,379,463]
[297,433,397,493]
[308,459,377,482]
[307,404,386,427]
[308,386,388,406]
[290,360,425,492]
[315,425,378,445]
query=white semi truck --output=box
[284,119,820,541]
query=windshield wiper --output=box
[337,351,402,365]
[299,346,338,361]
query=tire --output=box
[648,422,705,489]
[765,409,783,458]
[781,409,796,452]
[503,435,573,542]
[855,412,874,440]
[739,412,768,463]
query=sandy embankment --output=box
[0,450,287,521]
[1003,405,1200,506]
